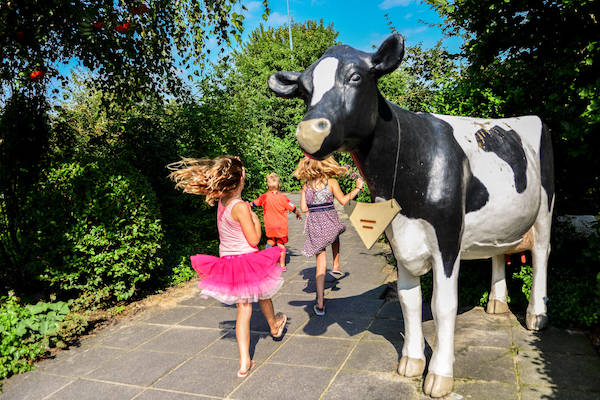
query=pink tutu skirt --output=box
[190,246,284,305]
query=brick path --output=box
[1,193,599,399]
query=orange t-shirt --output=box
[252,191,296,238]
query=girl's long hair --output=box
[293,156,347,183]
[167,155,244,205]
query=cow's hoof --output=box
[397,356,425,377]
[423,373,453,398]
[486,299,509,314]
[526,313,548,331]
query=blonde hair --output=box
[167,155,244,205]
[293,156,347,183]
[266,173,280,190]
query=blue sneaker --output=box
[313,303,325,316]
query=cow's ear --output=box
[371,34,405,77]
[268,71,301,98]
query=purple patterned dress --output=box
[303,182,346,256]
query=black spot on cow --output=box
[465,175,489,213]
[475,126,528,193]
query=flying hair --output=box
[293,156,348,183]
[167,155,244,205]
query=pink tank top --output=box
[218,199,258,256]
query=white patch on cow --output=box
[432,114,543,258]
[311,57,338,106]
[426,152,446,203]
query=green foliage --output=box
[0,294,69,380]
[512,265,533,301]
[21,160,163,301]
[0,94,50,291]
[0,0,267,99]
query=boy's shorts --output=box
[268,236,288,245]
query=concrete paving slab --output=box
[202,330,284,361]
[453,326,512,349]
[177,306,236,330]
[269,335,354,368]
[0,372,73,400]
[99,324,168,349]
[512,326,597,355]
[142,306,201,325]
[231,363,336,400]
[520,386,600,400]
[138,327,224,354]
[36,346,126,377]
[453,346,516,383]
[450,380,519,400]
[177,293,216,307]
[134,389,215,399]
[323,370,418,400]
[363,318,404,342]
[45,379,141,400]
[153,355,243,397]
[88,350,188,386]
[517,352,600,391]
[300,314,372,339]
[344,340,402,373]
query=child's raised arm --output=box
[328,178,364,206]
[231,202,262,247]
[300,185,309,213]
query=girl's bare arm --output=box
[300,185,309,213]
[328,178,364,206]
[232,202,261,247]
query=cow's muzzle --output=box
[296,118,331,155]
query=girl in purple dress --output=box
[293,157,364,315]
[169,156,287,378]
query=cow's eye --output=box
[349,73,361,83]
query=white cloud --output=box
[399,26,428,36]
[267,11,290,27]
[379,0,413,10]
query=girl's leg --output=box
[236,302,253,373]
[331,237,341,272]
[315,251,327,309]
[277,243,286,268]
[258,298,287,336]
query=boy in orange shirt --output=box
[251,173,302,270]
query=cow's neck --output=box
[351,97,403,202]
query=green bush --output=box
[21,159,163,301]
[0,294,69,380]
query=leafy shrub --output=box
[21,159,163,301]
[0,294,68,380]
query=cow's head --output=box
[268,34,404,159]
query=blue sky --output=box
[236,0,463,54]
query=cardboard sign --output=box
[344,199,401,249]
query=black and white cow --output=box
[269,34,554,398]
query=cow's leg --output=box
[487,254,509,314]
[396,263,426,377]
[526,195,553,330]
[424,256,460,398]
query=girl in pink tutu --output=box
[169,155,287,378]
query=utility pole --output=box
[286,0,293,60]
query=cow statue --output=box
[268,34,554,398]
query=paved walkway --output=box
[1,193,599,400]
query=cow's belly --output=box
[461,162,541,259]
